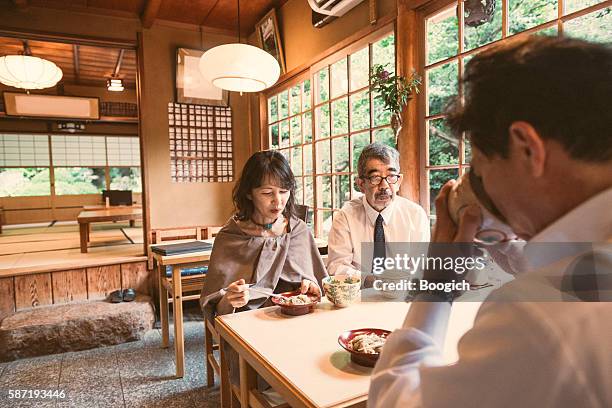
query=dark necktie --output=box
[373,213,386,264]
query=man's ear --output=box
[356,176,365,193]
[508,121,546,177]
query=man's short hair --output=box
[357,142,400,178]
[446,36,612,162]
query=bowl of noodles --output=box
[338,328,391,367]
[270,290,319,316]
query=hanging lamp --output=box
[0,41,63,91]
[199,0,280,93]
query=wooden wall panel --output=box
[87,264,121,300]
[14,273,53,310]
[121,261,150,296]
[0,277,15,319]
[52,269,88,304]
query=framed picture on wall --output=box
[255,9,286,74]
[176,48,229,106]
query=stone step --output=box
[0,295,155,362]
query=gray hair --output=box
[357,142,400,178]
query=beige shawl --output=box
[200,216,327,316]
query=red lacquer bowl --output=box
[270,290,319,316]
[338,328,391,367]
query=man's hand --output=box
[300,279,321,298]
[433,180,482,243]
[224,278,250,308]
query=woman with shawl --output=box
[200,150,327,317]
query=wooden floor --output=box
[0,221,145,276]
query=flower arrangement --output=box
[370,64,421,140]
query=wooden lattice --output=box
[168,102,233,183]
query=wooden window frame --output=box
[261,21,397,237]
[414,0,611,220]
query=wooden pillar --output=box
[396,1,422,203]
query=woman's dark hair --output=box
[446,36,612,162]
[232,151,296,221]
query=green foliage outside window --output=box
[110,167,142,193]
[0,168,50,197]
[54,167,105,195]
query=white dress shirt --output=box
[327,195,430,276]
[369,187,612,408]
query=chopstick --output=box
[219,283,283,299]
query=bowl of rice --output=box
[338,328,391,367]
[270,290,319,316]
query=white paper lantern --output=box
[0,55,63,90]
[199,43,280,93]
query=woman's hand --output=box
[224,278,250,308]
[300,279,321,298]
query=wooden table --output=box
[77,208,142,253]
[216,295,483,408]
[151,241,213,378]
[82,204,142,227]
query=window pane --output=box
[463,0,502,51]
[280,120,290,147]
[334,174,351,209]
[270,124,279,149]
[110,167,142,193]
[303,144,313,174]
[295,177,303,204]
[350,47,369,91]
[372,90,391,127]
[292,147,302,176]
[268,96,278,123]
[372,34,395,75]
[427,5,459,65]
[565,0,606,14]
[331,97,349,136]
[351,131,371,172]
[373,127,395,148]
[427,60,458,116]
[428,119,459,166]
[303,79,312,111]
[55,167,106,195]
[290,85,301,116]
[464,137,472,164]
[316,68,329,103]
[279,90,289,119]
[279,149,290,163]
[332,136,350,172]
[564,7,612,43]
[315,104,330,139]
[318,210,333,238]
[304,176,314,208]
[303,112,313,143]
[429,168,459,214]
[0,168,50,197]
[290,116,302,145]
[317,176,332,208]
[0,134,49,167]
[331,58,349,98]
[316,140,331,173]
[350,90,370,131]
[509,0,557,35]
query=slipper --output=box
[109,290,123,303]
[123,288,136,302]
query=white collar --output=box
[524,187,612,269]
[362,195,395,226]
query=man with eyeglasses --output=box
[327,142,430,279]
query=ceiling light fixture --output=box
[58,122,86,133]
[199,0,280,93]
[107,78,124,92]
[0,41,63,91]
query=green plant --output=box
[369,64,421,122]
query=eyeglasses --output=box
[361,174,401,186]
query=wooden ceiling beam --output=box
[72,44,80,84]
[12,0,29,11]
[200,0,222,27]
[113,49,125,77]
[141,0,163,29]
